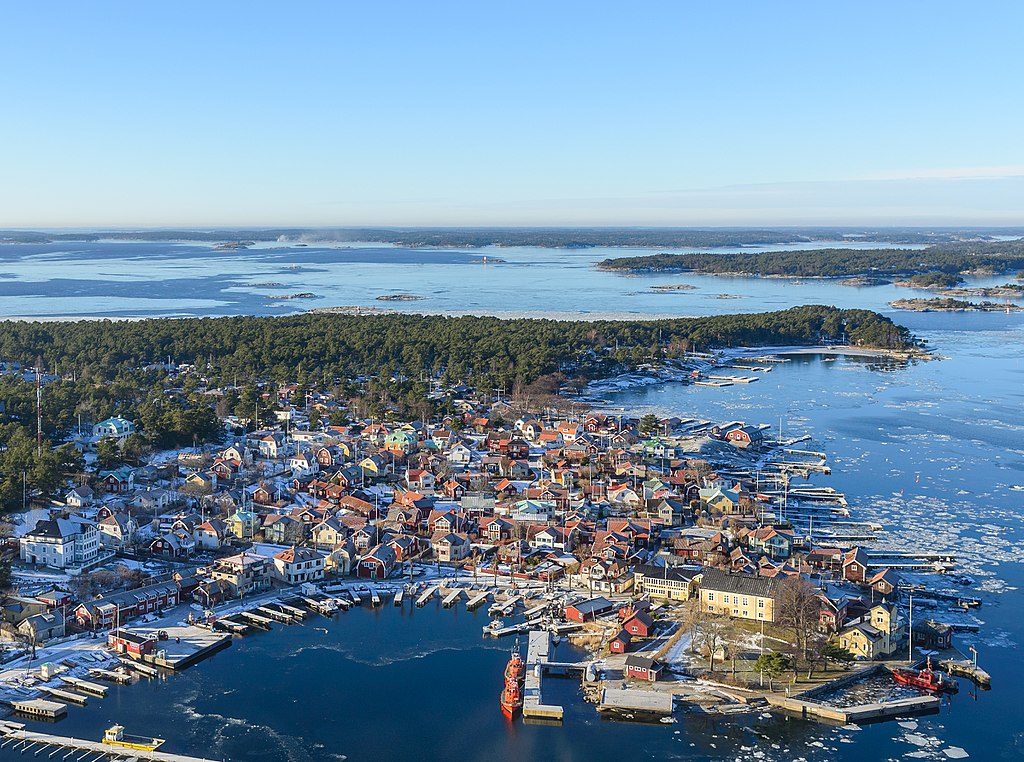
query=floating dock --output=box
[37,685,89,706]
[394,588,405,606]
[491,595,521,616]
[59,676,109,697]
[256,604,294,623]
[599,687,673,715]
[442,588,462,608]
[767,693,940,724]
[238,610,273,629]
[276,601,309,619]
[7,699,67,719]
[0,721,217,761]
[466,591,490,610]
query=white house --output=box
[287,451,320,478]
[65,485,94,509]
[273,546,325,585]
[92,416,135,442]
[97,512,138,550]
[20,517,100,570]
[446,443,473,467]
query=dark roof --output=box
[624,654,661,670]
[634,564,701,583]
[568,596,614,615]
[698,567,781,599]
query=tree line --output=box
[0,307,913,394]
[598,239,1024,278]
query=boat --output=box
[499,642,525,719]
[891,657,958,694]
[102,724,165,751]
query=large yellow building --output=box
[697,568,780,622]
[633,564,699,601]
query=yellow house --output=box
[633,564,698,601]
[697,568,779,622]
[835,603,904,660]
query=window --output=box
[758,599,765,608]
[707,593,715,602]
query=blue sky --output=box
[2,2,1023,227]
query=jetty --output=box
[491,594,521,616]
[121,659,159,678]
[522,631,563,721]
[0,721,217,761]
[90,667,133,685]
[394,588,405,607]
[522,602,547,620]
[442,588,463,608]
[37,685,89,705]
[213,616,251,635]
[59,676,109,697]
[371,589,382,607]
[416,584,439,607]
[466,591,490,610]
[239,610,274,629]
[256,604,294,623]
[276,601,309,619]
[939,658,991,687]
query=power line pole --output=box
[35,366,43,456]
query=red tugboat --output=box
[500,642,525,719]
[892,657,958,694]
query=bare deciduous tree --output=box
[775,576,821,664]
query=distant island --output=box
[598,240,1024,279]
[266,292,317,300]
[376,293,425,302]
[890,297,1022,312]
[650,284,696,292]
[2,226,1020,249]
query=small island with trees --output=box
[597,240,1024,281]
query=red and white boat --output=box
[891,657,958,694]
[499,642,525,719]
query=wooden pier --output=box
[90,667,133,685]
[213,616,251,635]
[394,588,405,606]
[59,676,109,697]
[37,685,89,706]
[371,589,382,607]
[442,588,463,608]
[276,601,309,619]
[238,610,274,628]
[490,594,521,616]
[416,585,439,607]
[121,658,160,677]
[466,591,490,610]
[256,604,295,623]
